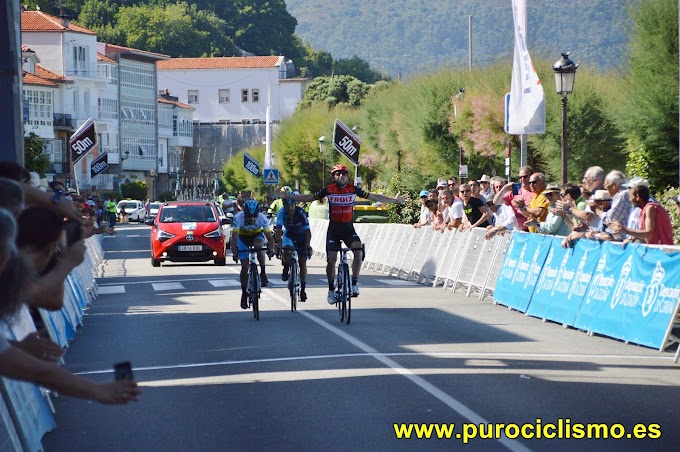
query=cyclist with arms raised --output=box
[230,199,275,309]
[275,190,312,302]
[281,164,407,304]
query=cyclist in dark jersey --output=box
[281,164,408,304]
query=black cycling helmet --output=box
[243,199,260,217]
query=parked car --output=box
[146,202,161,220]
[117,199,145,222]
[146,201,230,267]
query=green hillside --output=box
[286,0,634,77]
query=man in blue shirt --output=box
[275,193,312,302]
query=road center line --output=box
[261,287,531,452]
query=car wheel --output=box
[152,256,161,267]
[214,258,226,266]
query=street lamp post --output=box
[318,136,326,186]
[552,52,578,186]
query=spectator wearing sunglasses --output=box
[459,183,489,231]
[524,173,550,233]
[493,166,535,231]
[524,185,570,236]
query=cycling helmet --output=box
[284,191,299,206]
[330,164,349,175]
[243,199,261,217]
[279,186,292,193]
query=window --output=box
[252,89,260,103]
[241,89,249,103]
[219,89,230,103]
[73,46,87,76]
[188,90,199,104]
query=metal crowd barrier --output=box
[0,234,104,451]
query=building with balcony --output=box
[157,93,194,198]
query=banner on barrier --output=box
[528,237,602,326]
[493,232,550,311]
[576,243,680,349]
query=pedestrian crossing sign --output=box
[263,169,279,185]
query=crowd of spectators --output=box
[414,165,677,247]
[0,162,140,405]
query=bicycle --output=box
[284,245,308,312]
[245,245,269,320]
[334,246,352,324]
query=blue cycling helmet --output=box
[243,199,261,217]
[284,191,299,206]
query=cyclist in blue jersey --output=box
[230,199,275,309]
[275,191,312,302]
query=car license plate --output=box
[178,245,202,252]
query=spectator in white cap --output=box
[478,175,493,200]
[524,185,570,236]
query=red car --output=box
[147,201,229,267]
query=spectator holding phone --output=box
[0,207,140,405]
[493,166,536,231]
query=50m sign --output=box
[69,117,97,165]
[332,119,361,166]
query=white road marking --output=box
[97,285,125,294]
[209,279,241,287]
[152,282,185,291]
[262,288,531,452]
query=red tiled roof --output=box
[158,97,195,110]
[97,53,116,63]
[157,56,281,70]
[23,71,59,88]
[21,11,96,35]
[36,65,67,83]
[100,43,169,59]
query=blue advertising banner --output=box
[527,237,602,326]
[575,243,680,349]
[493,232,551,312]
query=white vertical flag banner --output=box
[508,0,545,134]
[264,103,273,170]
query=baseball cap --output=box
[419,190,429,197]
[623,177,649,189]
[436,178,447,189]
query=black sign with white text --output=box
[69,117,97,165]
[243,152,260,178]
[332,119,361,166]
[90,152,109,178]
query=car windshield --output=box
[149,203,161,211]
[160,205,216,223]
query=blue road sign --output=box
[263,169,279,185]
[243,153,260,178]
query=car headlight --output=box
[158,229,176,242]
[204,228,222,238]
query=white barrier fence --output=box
[0,235,103,451]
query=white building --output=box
[21,10,104,187]
[157,56,308,124]
[157,93,194,197]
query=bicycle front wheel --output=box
[342,263,351,324]
[249,263,260,320]
[289,261,298,312]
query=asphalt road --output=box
[42,224,680,451]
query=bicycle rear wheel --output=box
[289,260,298,312]
[342,263,351,324]
[249,263,259,320]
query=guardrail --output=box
[0,234,103,451]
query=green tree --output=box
[120,180,147,200]
[23,133,49,177]
[613,0,679,190]
[298,75,370,109]
[334,55,388,84]
[114,2,235,57]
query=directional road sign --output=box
[243,153,260,178]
